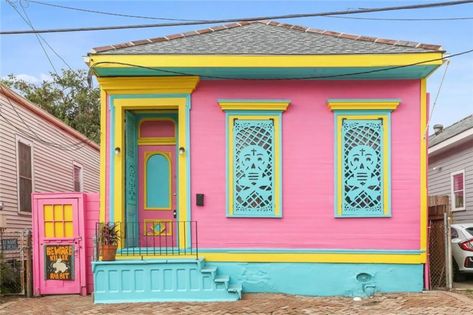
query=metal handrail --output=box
[95,221,198,260]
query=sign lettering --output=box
[44,245,74,280]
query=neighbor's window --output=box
[451,171,465,210]
[17,139,32,213]
[73,163,83,192]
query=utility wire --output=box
[5,0,85,148]
[325,15,473,21]
[6,0,58,74]
[28,0,473,23]
[18,1,73,71]
[27,0,202,22]
[425,60,451,138]
[2,0,473,35]
[90,48,473,81]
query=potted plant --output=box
[99,223,119,261]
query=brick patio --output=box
[1,291,473,314]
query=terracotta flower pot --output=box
[102,244,117,261]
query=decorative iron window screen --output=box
[341,119,384,216]
[232,119,275,216]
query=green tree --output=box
[2,69,100,143]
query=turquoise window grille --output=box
[341,119,384,216]
[232,119,275,216]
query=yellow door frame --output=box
[97,76,199,249]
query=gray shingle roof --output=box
[91,20,443,55]
[429,115,473,147]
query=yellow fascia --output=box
[227,114,281,216]
[89,53,443,68]
[336,114,390,216]
[218,100,291,111]
[112,97,188,249]
[327,99,401,111]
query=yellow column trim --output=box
[99,88,106,224]
[178,104,187,248]
[420,79,427,255]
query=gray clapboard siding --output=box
[428,140,473,223]
[0,90,100,233]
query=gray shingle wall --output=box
[98,23,434,55]
[428,140,473,224]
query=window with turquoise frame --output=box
[218,99,290,218]
[328,99,400,218]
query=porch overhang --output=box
[87,52,444,80]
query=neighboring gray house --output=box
[0,85,100,232]
[428,115,473,223]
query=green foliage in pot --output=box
[99,223,119,246]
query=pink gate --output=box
[33,193,88,296]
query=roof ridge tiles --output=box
[90,20,443,54]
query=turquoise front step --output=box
[92,258,241,303]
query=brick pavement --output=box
[1,291,473,315]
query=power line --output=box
[6,0,73,71]
[28,0,473,23]
[5,0,82,145]
[425,60,451,137]
[6,1,58,74]
[89,48,473,81]
[27,0,201,22]
[2,0,473,35]
[325,15,473,21]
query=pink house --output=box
[85,21,444,302]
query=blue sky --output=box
[1,0,472,132]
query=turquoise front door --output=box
[137,118,177,248]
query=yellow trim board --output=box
[219,100,291,111]
[89,53,443,68]
[114,252,426,264]
[138,138,176,145]
[97,76,199,94]
[328,99,400,111]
